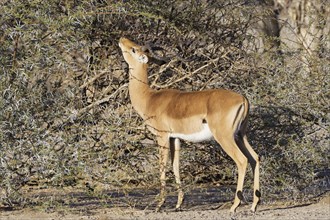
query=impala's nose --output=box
[119,37,129,49]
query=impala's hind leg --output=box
[242,136,260,212]
[235,133,260,212]
[214,134,248,213]
[170,138,184,210]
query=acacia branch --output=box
[152,58,219,89]
[77,83,128,116]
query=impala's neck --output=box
[128,63,151,118]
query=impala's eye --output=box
[132,48,136,53]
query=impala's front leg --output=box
[170,138,184,210]
[155,135,170,212]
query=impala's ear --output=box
[138,54,148,63]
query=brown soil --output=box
[0,189,329,220]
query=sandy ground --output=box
[1,193,329,220]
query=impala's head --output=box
[119,37,149,66]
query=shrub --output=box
[0,0,328,208]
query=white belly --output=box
[169,124,214,143]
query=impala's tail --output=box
[233,96,249,136]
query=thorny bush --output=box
[0,0,329,208]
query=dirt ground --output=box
[1,192,329,220]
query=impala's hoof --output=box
[251,202,259,213]
[175,207,182,212]
[155,195,165,212]
[251,190,261,213]
[155,201,165,212]
[175,191,184,211]
[230,206,237,213]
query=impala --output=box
[118,37,260,213]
